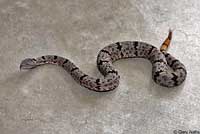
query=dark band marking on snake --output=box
[62,59,69,65]
[116,42,122,51]
[54,56,58,60]
[20,30,187,92]
[100,50,112,56]
[71,67,79,72]
[80,74,88,81]
[147,46,155,55]
[170,59,179,67]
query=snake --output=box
[20,30,187,92]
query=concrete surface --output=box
[0,0,200,134]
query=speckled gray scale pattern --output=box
[20,41,187,92]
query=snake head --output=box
[20,58,38,70]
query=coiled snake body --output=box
[20,31,187,92]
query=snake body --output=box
[20,32,187,92]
